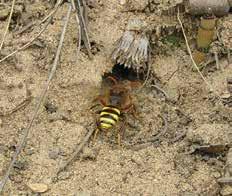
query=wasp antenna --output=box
[106,76,118,85]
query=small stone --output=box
[74,190,91,196]
[13,159,27,170]
[221,92,231,99]
[24,147,35,155]
[48,148,60,159]
[27,183,48,193]
[212,171,221,178]
[120,0,127,5]
[44,101,57,113]
[0,9,9,20]
[220,185,232,196]
[131,153,144,166]
[81,147,96,160]
[181,192,198,196]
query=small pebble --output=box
[74,191,91,196]
[221,185,232,196]
[0,9,9,20]
[13,160,27,170]
[181,192,199,196]
[44,101,57,113]
[221,92,231,99]
[58,171,73,180]
[120,0,127,5]
[81,147,96,160]
[24,147,35,156]
[212,171,221,178]
[48,148,60,160]
[27,183,48,193]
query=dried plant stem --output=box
[0,4,72,193]
[71,0,82,59]
[177,10,221,101]
[73,0,93,59]
[0,0,16,51]
[0,96,32,117]
[0,0,63,64]
[56,127,95,176]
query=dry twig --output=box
[0,0,16,51]
[55,126,95,178]
[0,19,51,64]
[72,0,92,59]
[0,4,72,193]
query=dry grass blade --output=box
[0,4,72,193]
[0,0,16,51]
[72,0,93,59]
[177,9,222,101]
[0,0,63,64]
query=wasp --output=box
[91,76,141,146]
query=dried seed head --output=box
[111,19,150,73]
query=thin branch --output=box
[0,19,51,64]
[0,0,16,51]
[0,4,72,193]
[0,96,32,117]
[55,126,95,178]
[177,9,222,101]
[0,0,63,64]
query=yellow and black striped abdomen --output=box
[99,106,121,130]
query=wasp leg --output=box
[92,118,101,144]
[93,128,100,143]
[106,76,118,85]
[90,103,101,110]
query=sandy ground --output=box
[0,0,232,195]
